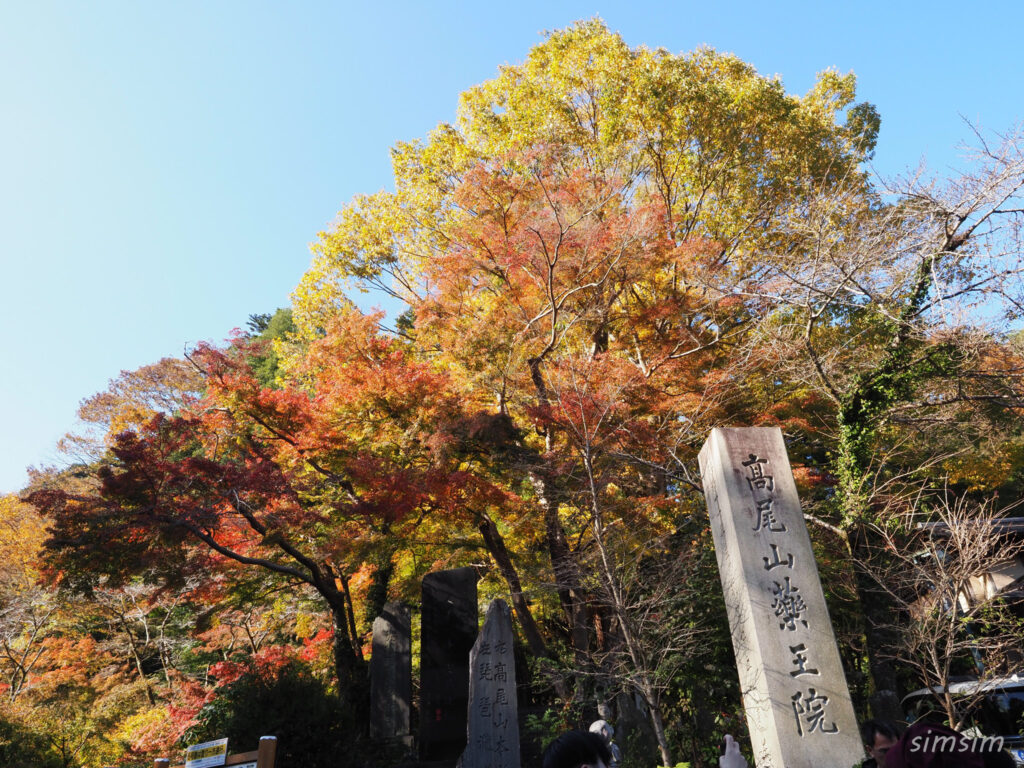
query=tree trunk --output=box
[322,579,364,704]
[646,691,674,768]
[836,345,928,722]
[526,358,591,659]
[851,525,903,721]
[117,613,156,706]
[336,572,364,662]
[363,555,394,626]
[329,600,371,716]
[477,515,548,658]
[478,515,572,700]
[548,507,591,657]
[530,469,591,658]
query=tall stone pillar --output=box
[699,427,860,768]
[420,567,479,762]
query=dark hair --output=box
[981,749,1016,768]
[861,718,899,746]
[884,722,984,768]
[543,730,613,768]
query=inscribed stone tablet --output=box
[699,427,860,768]
[460,599,519,768]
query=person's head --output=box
[543,730,613,768]
[861,719,899,764]
[588,720,614,742]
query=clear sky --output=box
[2,1,1022,493]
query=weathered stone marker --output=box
[459,599,520,768]
[370,602,412,744]
[420,567,479,762]
[699,427,860,768]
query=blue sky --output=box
[2,1,1022,493]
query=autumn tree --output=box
[288,20,878,760]
[244,307,297,388]
[89,579,201,700]
[32,19,1024,764]
[58,357,204,464]
[729,128,1024,717]
[866,491,1024,729]
[0,495,58,702]
[0,494,153,768]
[30,311,524,711]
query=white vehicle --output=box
[901,676,1024,766]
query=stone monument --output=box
[420,567,479,762]
[370,602,412,744]
[699,427,860,768]
[459,599,520,768]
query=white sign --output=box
[185,738,228,768]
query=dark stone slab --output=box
[419,567,479,762]
[370,602,412,743]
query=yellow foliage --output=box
[293,19,874,339]
[0,494,47,585]
[943,440,1024,492]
